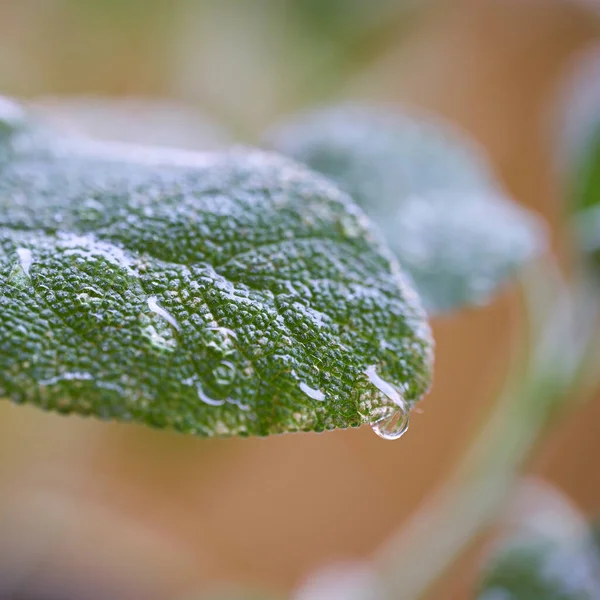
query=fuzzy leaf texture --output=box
[0,98,433,437]
[266,105,545,313]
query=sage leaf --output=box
[0,98,432,438]
[266,105,545,313]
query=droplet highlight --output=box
[147,296,181,331]
[299,382,325,401]
[207,326,238,340]
[213,361,236,387]
[364,365,403,405]
[16,248,33,276]
[364,365,410,440]
[39,372,93,386]
[196,382,226,407]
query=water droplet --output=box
[299,382,325,401]
[214,361,236,387]
[39,372,93,386]
[371,406,410,440]
[364,365,404,405]
[148,296,181,331]
[143,324,177,351]
[207,326,238,340]
[16,248,33,276]
[58,233,139,277]
[229,398,251,411]
[196,382,225,407]
[205,326,238,357]
[364,365,410,441]
[340,214,363,238]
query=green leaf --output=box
[265,105,545,313]
[0,98,432,438]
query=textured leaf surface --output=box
[266,105,545,313]
[0,99,432,437]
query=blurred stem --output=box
[373,256,600,599]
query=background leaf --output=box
[28,95,230,151]
[557,44,600,274]
[0,99,432,438]
[266,105,545,313]
[477,482,600,600]
[478,532,600,600]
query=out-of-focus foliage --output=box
[559,44,600,271]
[29,96,230,151]
[0,0,426,135]
[477,483,600,600]
[292,562,385,600]
[186,592,281,600]
[478,534,600,600]
[266,105,545,313]
[572,136,600,271]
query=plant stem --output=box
[373,257,600,599]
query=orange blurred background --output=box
[0,1,599,598]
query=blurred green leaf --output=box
[571,131,600,270]
[0,98,432,438]
[266,105,545,313]
[478,532,600,600]
[477,483,600,600]
[559,45,600,273]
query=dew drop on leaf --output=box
[16,248,33,276]
[371,406,410,441]
[364,364,405,406]
[147,296,181,331]
[299,381,326,401]
[364,365,410,440]
[195,382,226,407]
[214,360,237,387]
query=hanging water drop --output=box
[371,406,410,440]
[364,365,411,440]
